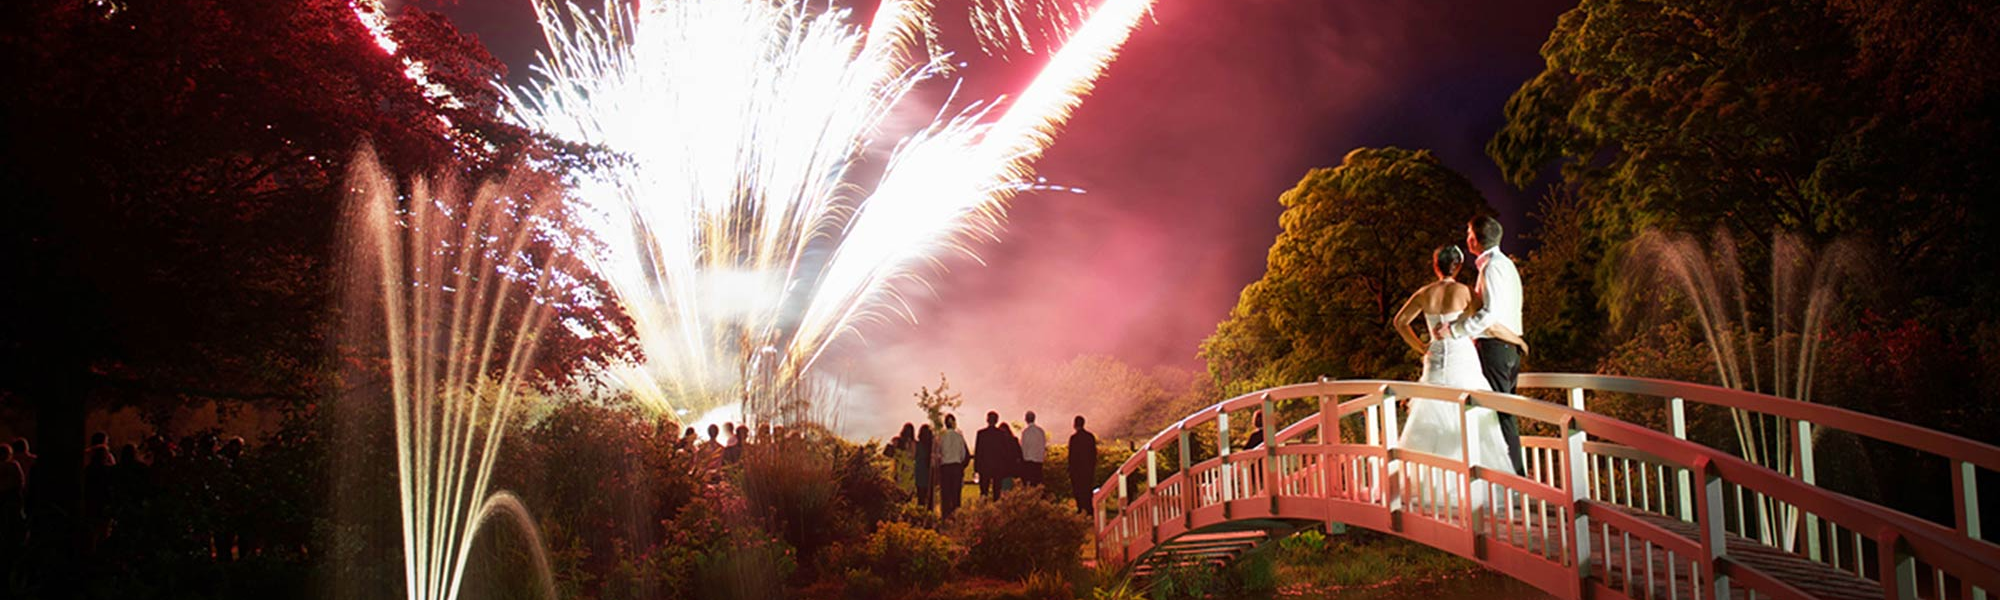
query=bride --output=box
[1388,245,1526,512]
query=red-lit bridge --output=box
[1091,374,1999,599]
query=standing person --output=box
[1244,410,1266,450]
[1440,215,1529,474]
[996,423,1021,493]
[1019,411,1047,488]
[972,411,1006,500]
[937,414,969,518]
[82,432,117,550]
[914,425,936,509]
[888,423,916,491]
[705,424,722,450]
[0,444,24,555]
[1067,416,1097,515]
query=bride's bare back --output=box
[1416,280,1473,316]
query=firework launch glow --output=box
[501,0,1156,419]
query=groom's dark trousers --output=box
[1476,338,1525,474]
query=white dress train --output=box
[1394,311,1518,514]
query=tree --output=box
[0,0,628,583]
[913,374,963,431]
[1488,0,2000,359]
[1199,147,1488,395]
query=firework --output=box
[504,0,1154,419]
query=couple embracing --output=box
[1390,215,1529,501]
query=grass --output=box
[1270,528,1481,591]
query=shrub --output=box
[1147,562,1225,600]
[1021,569,1073,600]
[1277,528,1326,557]
[949,487,1090,580]
[849,521,960,588]
[695,533,796,600]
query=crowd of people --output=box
[0,429,288,578]
[882,411,1098,519]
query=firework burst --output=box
[503,0,1155,419]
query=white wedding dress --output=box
[1394,311,1518,514]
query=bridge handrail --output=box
[1518,373,2000,474]
[1093,376,2000,595]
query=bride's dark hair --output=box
[1434,244,1465,277]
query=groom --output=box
[1439,215,1526,474]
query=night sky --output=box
[435,0,1578,425]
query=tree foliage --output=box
[1490,0,2000,335]
[1199,147,1488,395]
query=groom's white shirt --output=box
[1448,245,1523,341]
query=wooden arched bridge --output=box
[1091,374,2000,599]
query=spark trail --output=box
[506,0,1157,419]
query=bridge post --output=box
[1797,419,1821,562]
[1879,532,1921,600]
[1460,394,1480,555]
[1383,389,1402,531]
[1693,457,1731,599]
[1319,388,1344,533]
[1564,415,1593,597]
[1179,429,1193,529]
[1672,398,1694,523]
[1218,409,1233,518]
[1263,394,1278,515]
[1955,460,1985,600]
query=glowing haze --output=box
[502,0,1156,419]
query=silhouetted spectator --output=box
[723,421,736,446]
[217,437,246,561]
[888,423,915,490]
[723,425,750,463]
[973,411,1006,500]
[1244,409,1265,450]
[914,425,936,509]
[938,414,968,518]
[1020,411,1047,487]
[996,423,1021,493]
[0,444,24,554]
[7,438,33,492]
[682,427,699,450]
[83,432,117,549]
[706,424,721,450]
[758,422,772,445]
[1068,416,1098,515]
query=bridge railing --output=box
[1092,375,2000,600]
[1518,374,2000,599]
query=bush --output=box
[1147,562,1226,600]
[846,521,960,588]
[1021,569,1073,600]
[695,533,796,600]
[949,487,1090,580]
[1277,528,1326,557]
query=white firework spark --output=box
[504,0,1155,418]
